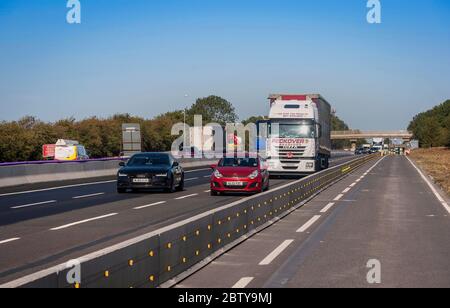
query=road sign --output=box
[122,124,142,157]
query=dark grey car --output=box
[117,153,184,193]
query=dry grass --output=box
[410,147,450,196]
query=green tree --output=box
[408,100,450,148]
[187,95,238,126]
[241,116,267,126]
[331,114,353,149]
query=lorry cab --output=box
[265,94,331,176]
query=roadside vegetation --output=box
[0,95,351,162]
[410,148,450,196]
[408,100,450,148]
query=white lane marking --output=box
[204,190,211,193]
[349,182,357,188]
[72,192,105,199]
[342,187,351,194]
[232,277,254,289]
[1,156,369,288]
[10,200,57,209]
[0,238,20,245]
[185,168,210,173]
[204,175,211,178]
[0,168,211,198]
[0,180,117,197]
[297,215,322,233]
[333,194,344,201]
[407,157,450,214]
[320,203,335,213]
[259,240,294,265]
[175,194,199,200]
[185,177,199,181]
[133,201,166,210]
[50,213,118,231]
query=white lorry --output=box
[265,94,332,176]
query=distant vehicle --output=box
[210,154,269,196]
[355,147,366,155]
[42,144,56,160]
[117,153,184,193]
[369,147,380,154]
[261,94,332,176]
[53,139,89,161]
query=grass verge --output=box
[410,147,450,196]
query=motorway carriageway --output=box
[0,153,355,284]
[177,155,450,288]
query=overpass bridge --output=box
[331,130,413,141]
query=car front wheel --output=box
[165,179,176,193]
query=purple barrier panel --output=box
[0,157,127,167]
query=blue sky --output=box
[0,0,449,130]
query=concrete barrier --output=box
[0,155,377,288]
[0,158,217,189]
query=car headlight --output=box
[248,170,259,179]
[214,170,223,179]
[118,173,128,177]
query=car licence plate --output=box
[226,181,244,186]
[133,178,150,183]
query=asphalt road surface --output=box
[177,155,450,288]
[0,153,355,284]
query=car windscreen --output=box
[219,158,258,168]
[127,155,170,166]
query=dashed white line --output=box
[0,238,20,245]
[50,213,118,231]
[333,194,344,201]
[342,187,351,194]
[204,190,211,193]
[175,194,199,200]
[349,182,357,188]
[0,168,210,198]
[0,180,117,197]
[185,168,210,173]
[72,192,105,199]
[232,277,254,289]
[11,200,57,209]
[259,240,294,265]
[297,215,322,233]
[407,157,450,214]
[320,203,335,213]
[185,178,199,182]
[133,201,166,210]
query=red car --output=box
[210,155,270,196]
